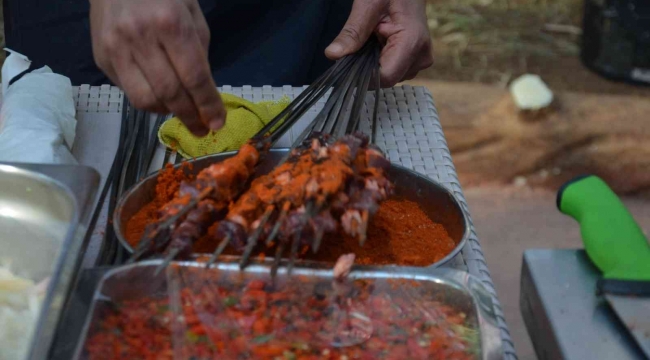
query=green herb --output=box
[197,335,209,343]
[291,342,310,351]
[223,296,239,307]
[186,330,200,343]
[157,304,170,314]
[451,324,480,357]
[252,334,275,344]
[283,350,297,360]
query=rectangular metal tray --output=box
[72,259,503,360]
[0,162,99,360]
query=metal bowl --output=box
[114,149,469,268]
[0,163,99,360]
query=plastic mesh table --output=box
[73,84,517,359]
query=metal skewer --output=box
[266,202,290,246]
[239,206,275,269]
[154,248,181,276]
[205,234,231,269]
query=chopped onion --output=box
[0,265,44,360]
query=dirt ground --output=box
[422,0,650,97]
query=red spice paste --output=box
[124,163,194,246]
[309,199,456,266]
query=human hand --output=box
[325,0,434,87]
[89,0,225,136]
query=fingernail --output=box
[326,42,343,55]
[209,119,224,131]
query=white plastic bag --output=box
[0,49,77,165]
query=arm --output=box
[326,0,434,87]
[89,0,225,136]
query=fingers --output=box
[186,0,211,51]
[89,0,223,137]
[378,33,415,87]
[379,32,433,87]
[404,44,435,81]
[131,42,209,135]
[159,5,226,132]
[325,0,385,60]
[111,50,168,113]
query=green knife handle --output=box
[557,175,650,282]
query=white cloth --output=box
[0,49,77,165]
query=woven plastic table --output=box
[73,84,517,360]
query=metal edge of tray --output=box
[72,259,503,360]
[0,162,100,360]
[113,148,470,269]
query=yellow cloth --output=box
[158,93,290,159]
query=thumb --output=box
[325,0,384,60]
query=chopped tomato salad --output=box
[84,268,479,359]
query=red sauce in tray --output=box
[84,268,478,360]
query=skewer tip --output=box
[270,242,287,278]
[206,235,231,269]
[154,248,181,277]
[312,229,325,254]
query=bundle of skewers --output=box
[128,38,393,274]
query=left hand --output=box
[325,0,434,87]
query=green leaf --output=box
[252,334,275,344]
[186,331,200,343]
[223,296,239,307]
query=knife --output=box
[557,175,650,358]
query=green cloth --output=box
[158,93,290,158]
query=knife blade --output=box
[604,293,650,356]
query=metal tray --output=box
[0,163,99,360]
[72,259,503,360]
[114,148,469,268]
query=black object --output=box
[581,0,650,86]
[598,278,650,296]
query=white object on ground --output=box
[0,49,77,165]
[509,74,554,111]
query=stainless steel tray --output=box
[0,163,99,360]
[73,259,503,360]
[114,148,469,268]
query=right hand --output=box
[89,0,225,136]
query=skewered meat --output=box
[134,132,392,271]
[212,132,393,263]
[135,142,261,258]
[215,134,360,248]
[165,199,225,258]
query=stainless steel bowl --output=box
[0,163,99,360]
[114,149,469,267]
